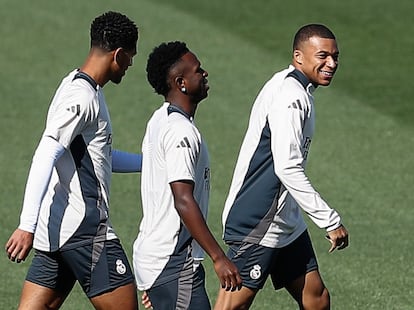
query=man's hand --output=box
[213,254,242,291]
[5,228,33,263]
[141,291,152,309]
[326,225,349,253]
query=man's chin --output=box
[319,79,332,87]
[111,77,122,85]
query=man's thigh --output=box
[270,230,319,290]
[226,241,279,290]
[188,264,210,309]
[18,281,70,310]
[90,282,138,310]
[25,249,76,298]
[147,263,210,310]
[61,239,135,299]
[214,242,278,310]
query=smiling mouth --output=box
[319,70,334,77]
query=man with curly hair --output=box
[133,41,241,309]
[5,11,140,309]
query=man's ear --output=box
[175,76,185,89]
[113,47,123,66]
[293,49,303,65]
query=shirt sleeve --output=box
[18,136,65,233]
[268,89,341,231]
[43,84,97,149]
[164,121,200,184]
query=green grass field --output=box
[1,0,413,309]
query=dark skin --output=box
[5,45,138,310]
[293,36,349,252]
[166,51,242,291]
[214,34,349,310]
[5,46,136,264]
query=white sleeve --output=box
[18,136,65,233]
[112,149,142,173]
[269,93,341,231]
[164,122,199,183]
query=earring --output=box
[181,87,186,93]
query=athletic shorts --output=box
[147,254,210,310]
[26,239,135,298]
[227,230,318,290]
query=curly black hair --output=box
[146,41,189,96]
[90,11,138,51]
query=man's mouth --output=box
[319,70,333,77]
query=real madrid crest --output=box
[116,259,126,275]
[249,264,261,280]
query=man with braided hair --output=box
[5,11,140,309]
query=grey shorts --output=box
[227,230,318,290]
[26,239,135,298]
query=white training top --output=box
[19,69,117,252]
[222,65,341,248]
[133,102,210,291]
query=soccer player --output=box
[214,24,349,310]
[133,41,242,310]
[5,11,140,310]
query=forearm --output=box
[112,149,142,173]
[270,99,342,230]
[175,198,225,262]
[19,136,64,232]
[275,162,342,230]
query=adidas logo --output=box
[177,137,191,148]
[288,99,303,110]
[66,104,81,116]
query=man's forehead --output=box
[169,51,199,76]
[305,37,338,52]
[181,51,199,64]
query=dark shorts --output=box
[147,257,210,310]
[227,230,318,290]
[26,239,135,298]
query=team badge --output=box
[116,259,126,275]
[250,264,262,280]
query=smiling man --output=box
[214,24,349,310]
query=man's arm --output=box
[269,90,348,251]
[170,180,242,291]
[112,149,142,173]
[5,136,65,262]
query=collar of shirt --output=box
[287,66,316,95]
[167,103,194,121]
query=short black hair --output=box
[146,41,189,96]
[293,24,335,51]
[90,11,138,51]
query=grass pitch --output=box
[1,0,413,309]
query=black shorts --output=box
[26,239,135,298]
[227,230,318,290]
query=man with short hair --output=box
[214,24,349,310]
[133,41,241,310]
[5,11,140,310]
